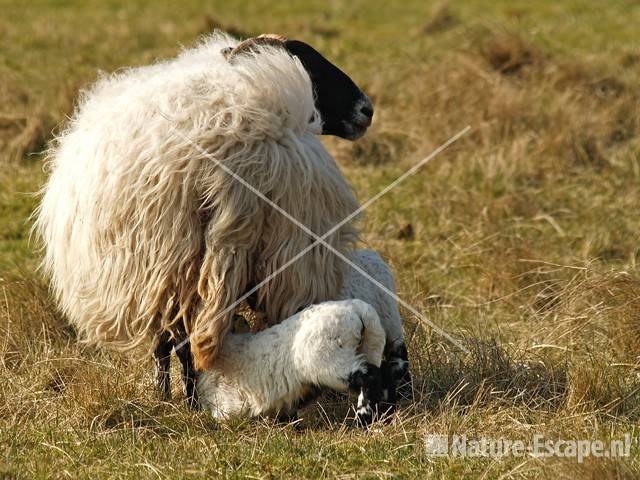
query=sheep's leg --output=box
[174,326,199,409]
[348,363,383,426]
[153,331,173,401]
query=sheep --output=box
[197,299,386,423]
[34,31,374,401]
[197,249,411,423]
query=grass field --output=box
[2,1,640,478]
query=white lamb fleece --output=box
[198,249,405,419]
[337,249,405,351]
[197,299,385,419]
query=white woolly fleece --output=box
[35,32,359,367]
[338,249,405,350]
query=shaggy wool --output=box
[35,32,359,368]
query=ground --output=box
[1,1,640,478]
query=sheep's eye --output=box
[309,112,316,123]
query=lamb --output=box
[34,31,374,402]
[337,249,411,404]
[197,249,411,423]
[197,299,385,423]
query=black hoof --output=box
[355,403,374,426]
[348,363,383,427]
[381,342,412,405]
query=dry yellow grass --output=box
[1,0,639,477]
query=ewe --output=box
[35,32,374,403]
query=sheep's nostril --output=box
[360,105,374,119]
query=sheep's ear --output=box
[224,34,288,63]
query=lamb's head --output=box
[224,35,374,140]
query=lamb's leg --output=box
[392,343,412,401]
[380,360,398,406]
[348,363,383,426]
[174,326,199,409]
[380,342,412,406]
[153,331,173,401]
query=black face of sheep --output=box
[224,35,374,140]
[283,40,374,141]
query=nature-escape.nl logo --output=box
[424,433,636,463]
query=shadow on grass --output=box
[416,337,568,411]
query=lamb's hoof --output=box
[354,386,380,427]
[355,403,374,427]
[348,363,383,427]
[381,343,413,404]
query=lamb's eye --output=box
[309,112,316,123]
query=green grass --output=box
[2,1,640,478]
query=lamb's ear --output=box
[223,34,288,62]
